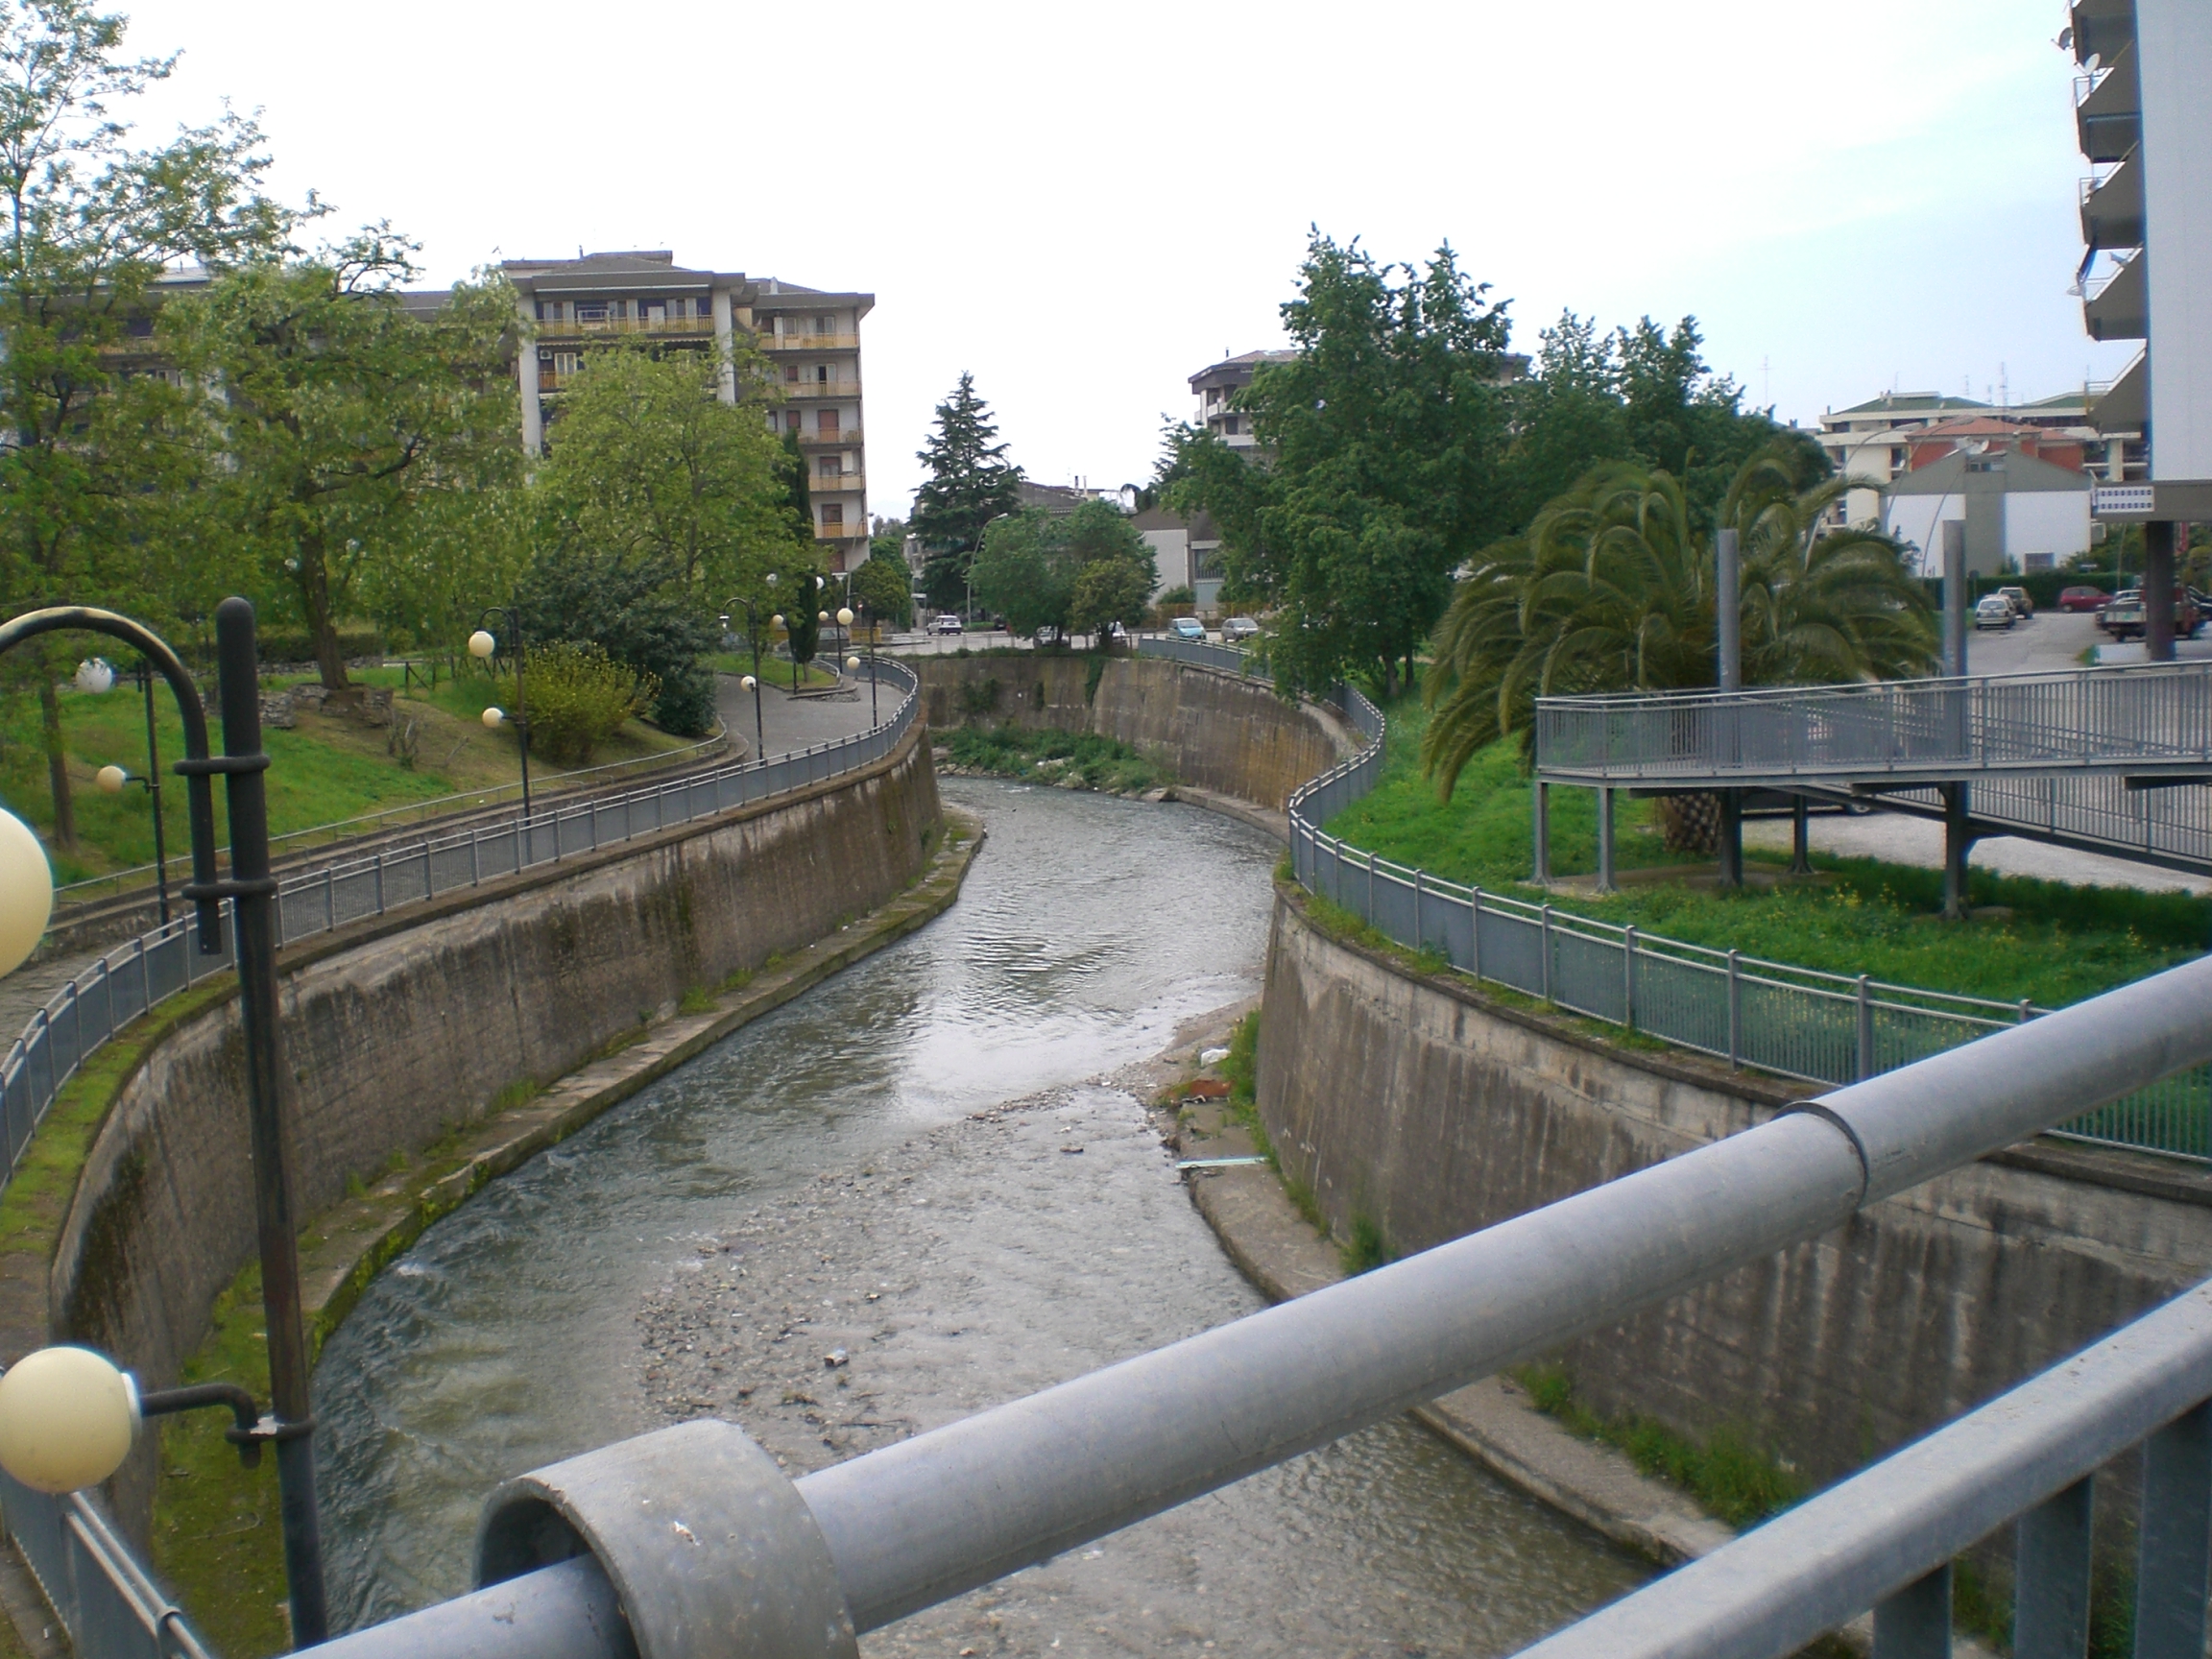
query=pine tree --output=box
[911,373,1022,609]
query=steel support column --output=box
[1597,787,1617,893]
[1533,781,1551,883]
[1719,790,1743,888]
[1790,795,1813,876]
[1942,783,1974,921]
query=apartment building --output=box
[501,251,877,572]
[1188,349,1296,447]
[1817,389,2139,528]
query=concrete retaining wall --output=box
[918,654,1352,809]
[1256,882,2212,1494]
[52,726,940,1534]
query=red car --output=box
[2058,586,2111,613]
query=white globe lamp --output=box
[482,706,505,730]
[740,675,757,691]
[0,810,52,978]
[846,656,860,671]
[0,1345,138,1494]
[837,608,854,627]
[73,659,114,696]
[468,630,497,661]
[96,765,127,795]
[771,613,784,630]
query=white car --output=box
[1221,616,1262,643]
[1973,594,2016,631]
[932,614,964,636]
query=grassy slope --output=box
[1325,694,2208,1008]
[0,665,690,885]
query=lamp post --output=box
[469,607,530,818]
[854,599,878,724]
[0,600,328,1647]
[85,658,173,926]
[725,571,778,760]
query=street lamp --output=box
[469,607,531,818]
[854,599,878,724]
[724,572,778,760]
[84,658,175,926]
[0,600,328,1645]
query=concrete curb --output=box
[294,809,985,1351]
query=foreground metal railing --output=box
[0,658,918,1203]
[1233,652,2212,1163]
[1518,1273,2212,1659]
[0,1472,214,1659]
[1535,660,2212,786]
[294,950,2212,1659]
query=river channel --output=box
[313,779,1646,1655]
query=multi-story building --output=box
[500,251,876,572]
[1817,389,2139,528]
[1188,350,1296,448]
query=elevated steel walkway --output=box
[1536,661,2212,879]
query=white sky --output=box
[117,0,2129,518]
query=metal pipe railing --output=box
[304,949,2212,1659]
[1515,1275,2212,1659]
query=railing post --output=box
[1727,950,1742,1069]
[1872,1563,1951,1658]
[1365,851,1375,924]
[373,851,385,915]
[2018,998,2032,1024]
[1623,926,1637,1031]
[1857,974,1874,1081]
[471,829,481,886]
[1470,887,1482,981]
[1540,903,1553,1002]
[2014,1477,2092,1659]
[2136,1401,2212,1659]
[1533,781,1551,883]
[1411,869,1424,952]
[325,867,335,932]
[423,843,434,901]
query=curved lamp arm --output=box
[0,607,223,950]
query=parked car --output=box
[2098,590,2204,640]
[1221,616,1262,643]
[2057,585,2110,613]
[1996,586,2034,618]
[932,613,964,636]
[1169,616,1207,641]
[1973,594,2016,631]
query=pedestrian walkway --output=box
[714,672,874,759]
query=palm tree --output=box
[1419,445,1935,801]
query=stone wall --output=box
[1255,882,2212,1493]
[918,654,1352,809]
[51,726,940,1533]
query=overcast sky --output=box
[117,0,2127,518]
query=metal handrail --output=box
[1516,1274,2212,1659]
[305,949,2212,1659]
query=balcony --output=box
[2083,250,2147,342]
[2089,351,2147,434]
[759,332,859,352]
[535,311,717,339]
[810,471,866,494]
[779,379,861,399]
[798,426,863,447]
[2080,147,2143,252]
[2074,43,2140,161]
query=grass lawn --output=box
[1325,693,2209,1009]
[701,653,840,688]
[0,661,695,887]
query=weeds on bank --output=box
[945,724,1166,794]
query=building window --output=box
[786,411,802,431]
[817,409,840,434]
[818,456,841,478]
[785,365,800,382]
[1223,416,1238,436]
[815,364,830,383]
[815,315,834,334]
[821,503,844,528]
[576,301,607,323]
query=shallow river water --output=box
[314,779,1645,1654]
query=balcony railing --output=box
[811,471,866,494]
[780,379,860,399]
[534,312,717,339]
[758,331,858,351]
[798,426,862,447]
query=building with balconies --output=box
[501,252,876,572]
[1188,350,1296,447]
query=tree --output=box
[515,545,722,736]
[1167,232,1516,699]
[911,373,1021,609]
[0,0,295,844]
[533,342,787,600]
[158,230,517,689]
[849,551,912,631]
[1419,449,1936,800]
[970,499,1156,646]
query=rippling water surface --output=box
[314,779,1644,1652]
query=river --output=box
[312,779,1645,1655]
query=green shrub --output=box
[652,665,719,737]
[501,642,657,764]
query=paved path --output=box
[713,672,876,759]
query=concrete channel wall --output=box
[48,724,940,1534]
[1256,881,2212,1496]
[918,653,1353,809]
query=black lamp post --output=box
[469,607,531,818]
[855,598,878,725]
[725,571,779,760]
[0,599,329,1647]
